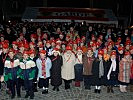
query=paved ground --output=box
[0,81,133,100]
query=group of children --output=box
[0,22,133,99]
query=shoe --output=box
[85,86,91,90]
[42,90,46,94]
[57,88,59,91]
[94,89,98,93]
[53,87,56,91]
[17,95,21,98]
[45,90,48,94]
[30,96,34,99]
[107,86,110,93]
[25,92,29,98]
[34,89,38,92]
[11,95,15,99]
[111,87,114,93]
[97,90,101,94]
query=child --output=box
[36,50,52,94]
[74,47,83,87]
[92,50,105,93]
[82,47,94,89]
[4,49,21,99]
[19,51,36,99]
[107,51,119,93]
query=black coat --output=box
[50,55,63,86]
[0,53,7,75]
[91,58,105,86]
[106,59,119,85]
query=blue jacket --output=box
[36,57,52,78]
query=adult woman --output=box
[50,48,63,91]
[62,46,75,89]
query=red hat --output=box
[108,41,113,46]
[76,47,82,51]
[87,47,93,51]
[0,34,4,37]
[4,40,9,44]
[118,46,124,51]
[68,40,73,45]
[24,43,29,49]
[76,38,81,43]
[39,50,46,54]
[30,34,37,39]
[46,40,51,44]
[18,43,24,48]
[66,35,70,39]
[62,41,66,45]
[52,48,60,55]
[97,38,102,42]
[124,51,130,56]
[12,41,18,45]
[91,43,96,47]
[66,46,72,51]
[51,39,56,43]
[125,41,131,45]
[81,36,85,39]
[29,42,35,46]
[2,43,9,49]
[98,50,104,55]
[96,42,101,47]
[29,50,35,55]
[111,51,116,56]
[39,44,44,48]
[117,37,121,41]
[23,51,29,55]
[19,33,24,36]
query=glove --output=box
[107,74,110,80]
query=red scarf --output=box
[41,58,46,78]
[10,59,14,68]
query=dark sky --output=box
[0,0,132,25]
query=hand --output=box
[37,78,39,81]
[107,74,110,80]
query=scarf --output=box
[41,58,46,78]
[99,58,104,78]
[107,58,116,80]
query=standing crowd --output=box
[0,21,133,99]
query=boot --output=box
[94,89,98,93]
[130,85,133,92]
[120,85,124,93]
[30,91,34,99]
[123,86,127,93]
[25,91,29,98]
[107,86,110,93]
[97,89,101,94]
[53,86,56,91]
[85,85,91,90]
[11,95,15,99]
[33,83,38,92]
[111,86,114,93]
[57,87,59,91]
